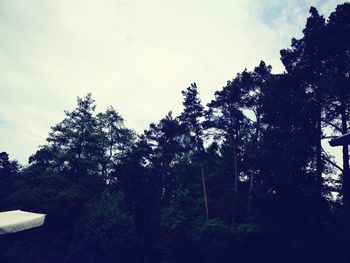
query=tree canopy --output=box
[1,4,350,263]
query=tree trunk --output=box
[247,171,255,217]
[247,112,260,217]
[340,99,350,263]
[144,170,166,263]
[200,160,209,220]
[231,137,239,223]
[315,94,323,197]
[196,131,209,220]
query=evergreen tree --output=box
[280,6,327,197]
[97,106,135,181]
[0,152,19,210]
[324,4,350,261]
[207,74,249,222]
[180,83,210,220]
[46,93,103,177]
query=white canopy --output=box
[0,210,46,234]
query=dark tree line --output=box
[1,3,350,263]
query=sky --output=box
[0,0,347,164]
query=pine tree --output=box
[207,74,248,222]
[180,83,209,220]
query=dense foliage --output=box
[1,4,350,263]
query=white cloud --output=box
[0,0,346,163]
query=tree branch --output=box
[321,119,342,133]
[321,155,343,172]
[321,146,343,173]
[321,135,337,140]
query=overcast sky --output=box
[0,0,346,164]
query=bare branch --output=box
[321,135,337,139]
[321,118,342,133]
[321,146,343,172]
[322,155,343,172]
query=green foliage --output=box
[74,190,139,262]
[2,3,350,263]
